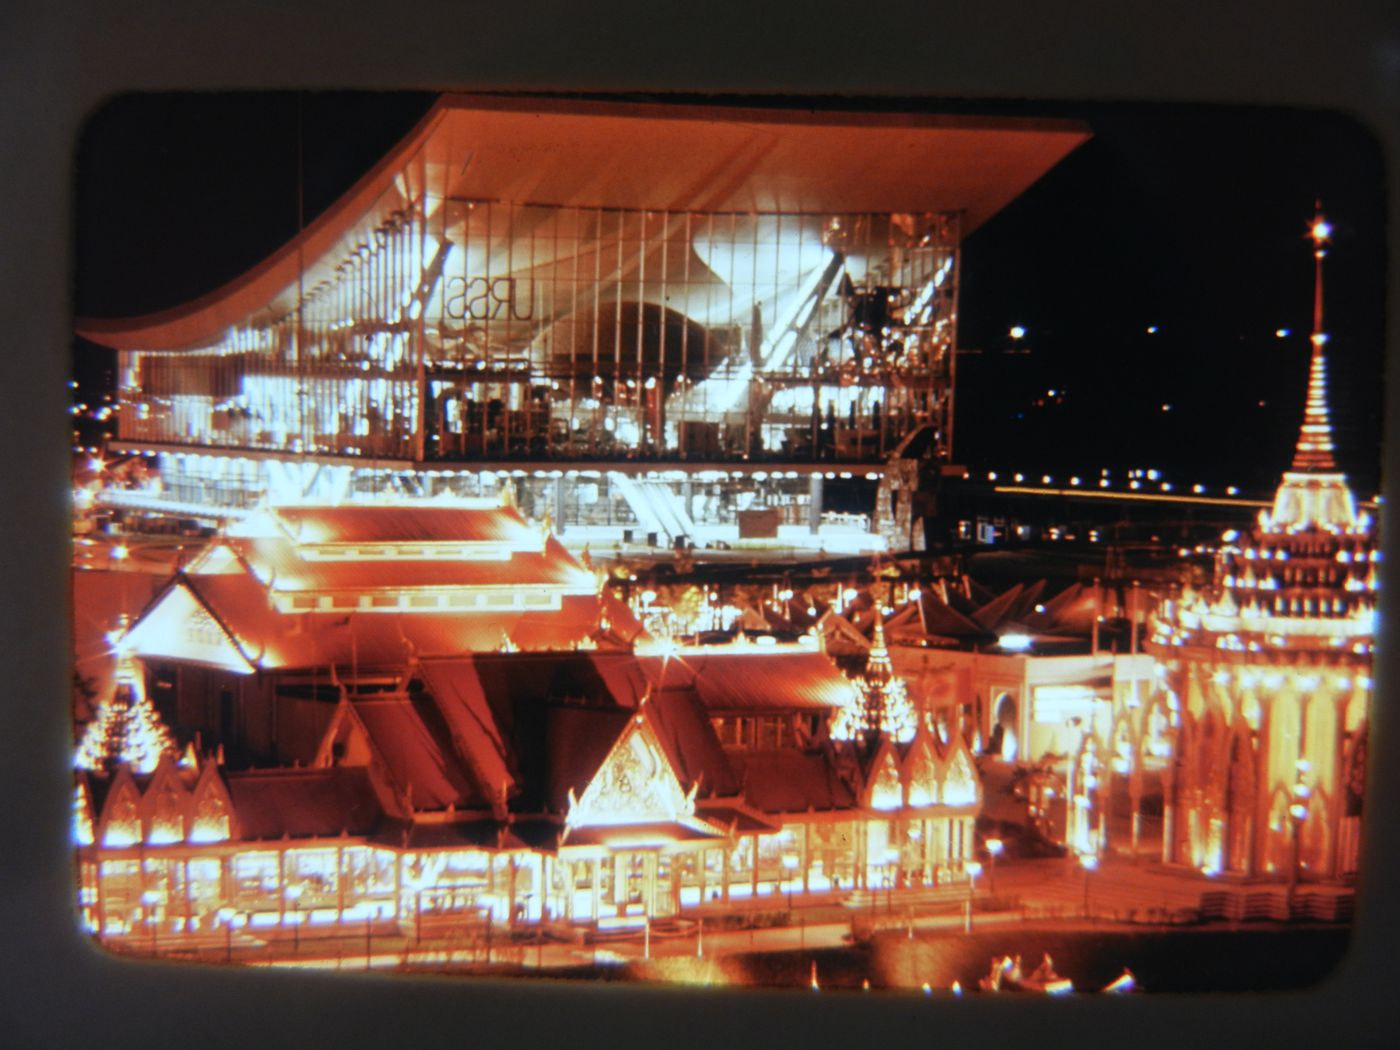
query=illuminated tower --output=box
[832,612,917,746]
[1146,205,1375,883]
[74,622,178,776]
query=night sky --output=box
[72,93,1387,496]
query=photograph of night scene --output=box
[68,93,1382,994]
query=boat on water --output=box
[975,955,1139,994]
[979,953,1073,994]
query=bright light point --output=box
[111,545,129,561]
[1079,854,1099,871]
[998,633,1032,651]
[1009,325,1026,340]
[1311,219,1332,243]
[1070,476,1080,485]
[1227,486,1239,495]
[1099,479,1109,488]
[987,471,997,481]
[1041,475,1052,485]
[1013,473,1024,483]
[1161,404,1172,412]
[1193,484,1204,493]
[1147,325,1158,334]
[1276,328,1291,338]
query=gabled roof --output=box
[227,534,595,593]
[644,688,740,798]
[271,503,537,546]
[726,749,857,814]
[350,693,484,811]
[636,648,854,713]
[224,767,384,839]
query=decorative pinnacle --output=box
[1292,203,1337,473]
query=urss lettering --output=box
[442,276,534,321]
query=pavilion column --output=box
[750,835,759,899]
[1128,770,1143,859]
[922,819,933,884]
[508,856,519,926]
[697,848,707,905]
[184,857,194,933]
[591,858,601,920]
[800,825,810,895]
[96,853,108,936]
[808,473,823,534]
[721,843,731,905]
[335,846,345,924]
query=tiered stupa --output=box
[1147,205,1375,882]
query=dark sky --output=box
[72,93,1387,496]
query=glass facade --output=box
[117,199,959,471]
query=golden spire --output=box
[1291,203,1337,472]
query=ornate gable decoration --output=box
[142,755,190,845]
[188,763,236,844]
[124,584,255,674]
[867,745,904,811]
[97,768,143,848]
[904,731,940,808]
[567,714,695,829]
[941,736,980,807]
[73,780,95,847]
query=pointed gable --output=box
[903,729,940,808]
[865,741,903,811]
[188,762,237,843]
[566,710,695,829]
[940,734,981,807]
[142,754,190,845]
[124,579,256,673]
[97,767,143,848]
[73,779,95,847]
[971,583,1025,631]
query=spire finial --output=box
[1292,203,1337,473]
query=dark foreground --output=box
[482,924,1352,993]
[721,925,1352,993]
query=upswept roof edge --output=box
[75,99,450,352]
[77,93,1088,353]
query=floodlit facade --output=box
[78,95,1087,550]
[74,638,984,951]
[1138,210,1374,881]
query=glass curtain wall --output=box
[118,194,959,469]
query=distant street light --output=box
[217,906,236,963]
[1009,325,1027,341]
[1288,761,1313,914]
[285,884,304,953]
[140,889,160,956]
[884,848,900,913]
[1079,853,1099,919]
[965,861,983,933]
[986,838,1004,897]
